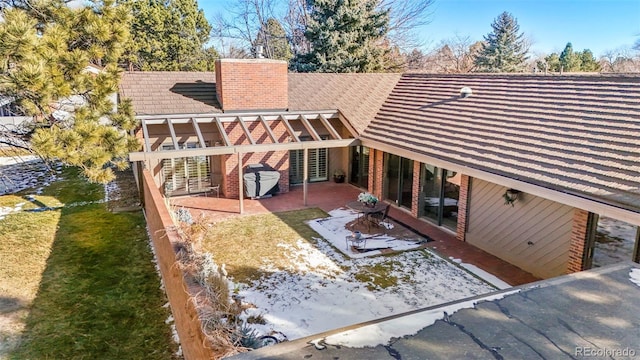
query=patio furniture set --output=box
[345,200,391,252]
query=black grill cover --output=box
[243,164,280,198]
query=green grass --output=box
[201,208,328,283]
[2,167,177,360]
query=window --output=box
[161,142,211,195]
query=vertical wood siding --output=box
[466,178,574,278]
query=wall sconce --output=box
[503,188,521,206]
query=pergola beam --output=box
[319,114,342,140]
[299,115,321,141]
[279,115,300,142]
[141,120,152,151]
[236,116,256,145]
[191,117,207,148]
[258,115,278,143]
[166,118,179,150]
[129,138,360,161]
[214,116,231,146]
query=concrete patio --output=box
[170,182,540,286]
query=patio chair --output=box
[346,234,367,252]
[368,204,391,228]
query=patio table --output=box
[346,200,386,230]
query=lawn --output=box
[199,208,495,341]
[0,166,178,359]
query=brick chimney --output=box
[215,59,288,111]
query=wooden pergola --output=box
[129,110,360,213]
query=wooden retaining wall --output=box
[142,169,214,360]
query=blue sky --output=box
[200,0,640,57]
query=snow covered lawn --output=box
[205,208,496,341]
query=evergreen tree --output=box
[119,0,214,71]
[254,18,293,61]
[559,42,581,72]
[0,1,139,183]
[579,49,600,71]
[474,11,529,72]
[292,0,390,73]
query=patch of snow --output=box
[323,290,520,348]
[306,208,423,259]
[450,258,512,290]
[630,269,640,288]
[0,202,25,220]
[0,156,57,195]
[594,217,638,268]
[234,216,494,341]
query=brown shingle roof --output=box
[120,71,221,115]
[120,71,401,133]
[288,73,401,134]
[362,73,640,212]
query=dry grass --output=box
[200,208,328,283]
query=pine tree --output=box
[292,0,390,73]
[0,1,139,183]
[559,42,581,72]
[119,0,213,71]
[579,49,601,72]
[474,12,529,72]
[254,18,293,61]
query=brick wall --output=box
[567,208,590,273]
[367,148,375,193]
[221,118,290,198]
[373,150,384,200]
[411,161,421,217]
[456,175,470,241]
[141,170,214,360]
[215,59,288,111]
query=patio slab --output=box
[170,182,540,286]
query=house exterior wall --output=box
[222,119,290,198]
[215,59,288,111]
[567,209,591,273]
[465,178,574,278]
[456,174,471,241]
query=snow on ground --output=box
[322,289,520,348]
[237,213,496,341]
[450,258,512,290]
[307,208,423,259]
[0,155,58,195]
[594,216,638,267]
[630,269,640,288]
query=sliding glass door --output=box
[418,163,460,230]
[349,146,370,189]
[384,154,413,209]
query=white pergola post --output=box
[238,152,244,214]
[303,148,309,206]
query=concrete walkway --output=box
[171,182,539,286]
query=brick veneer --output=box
[567,208,590,273]
[411,161,421,217]
[456,174,470,241]
[221,119,290,198]
[367,149,375,193]
[373,150,384,200]
[215,59,288,111]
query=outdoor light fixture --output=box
[503,188,521,206]
[460,87,473,98]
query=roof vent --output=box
[255,45,265,59]
[460,87,472,98]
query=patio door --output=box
[418,163,460,231]
[383,154,413,209]
[349,145,369,188]
[289,136,328,185]
[161,143,211,195]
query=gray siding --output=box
[466,178,574,278]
